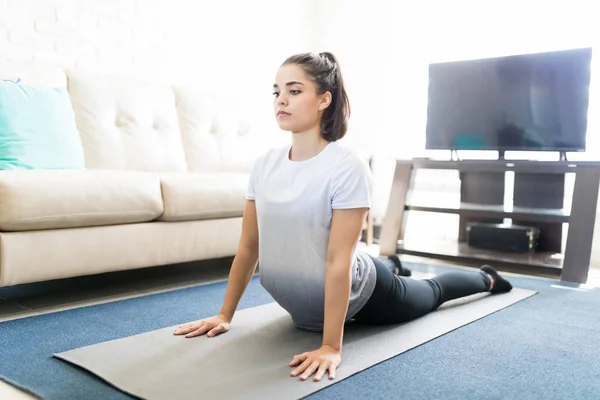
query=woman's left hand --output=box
[289,345,342,382]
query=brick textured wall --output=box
[0,0,170,76]
[0,0,313,84]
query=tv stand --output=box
[450,150,460,161]
[560,151,568,161]
[378,159,600,284]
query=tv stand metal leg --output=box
[562,165,600,283]
[379,162,414,256]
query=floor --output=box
[1,247,598,399]
[0,258,237,400]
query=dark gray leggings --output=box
[352,255,491,324]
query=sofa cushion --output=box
[0,170,163,231]
[67,70,187,172]
[159,172,249,221]
[0,81,85,170]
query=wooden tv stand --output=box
[378,159,600,284]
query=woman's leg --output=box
[352,255,511,325]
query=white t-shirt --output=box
[246,141,377,331]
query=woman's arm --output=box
[174,199,259,338]
[289,206,370,381]
[218,199,260,321]
[322,207,370,351]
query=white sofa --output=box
[0,58,271,287]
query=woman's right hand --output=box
[173,314,231,338]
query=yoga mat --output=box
[54,288,536,400]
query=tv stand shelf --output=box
[396,240,562,277]
[406,202,570,224]
[379,159,600,284]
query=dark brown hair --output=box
[282,52,350,141]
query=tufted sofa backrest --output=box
[173,85,264,173]
[0,58,265,174]
[66,70,188,172]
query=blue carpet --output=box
[0,262,599,400]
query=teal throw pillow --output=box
[0,80,85,170]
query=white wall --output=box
[0,0,314,139]
[310,1,407,158]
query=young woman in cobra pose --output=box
[174,52,513,383]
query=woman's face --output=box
[273,63,330,134]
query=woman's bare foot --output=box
[485,273,495,291]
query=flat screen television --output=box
[425,47,593,153]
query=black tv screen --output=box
[425,47,593,152]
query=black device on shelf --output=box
[466,222,540,253]
[425,47,593,154]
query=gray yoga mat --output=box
[54,288,536,400]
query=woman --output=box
[174,52,513,383]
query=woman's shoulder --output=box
[328,142,371,172]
